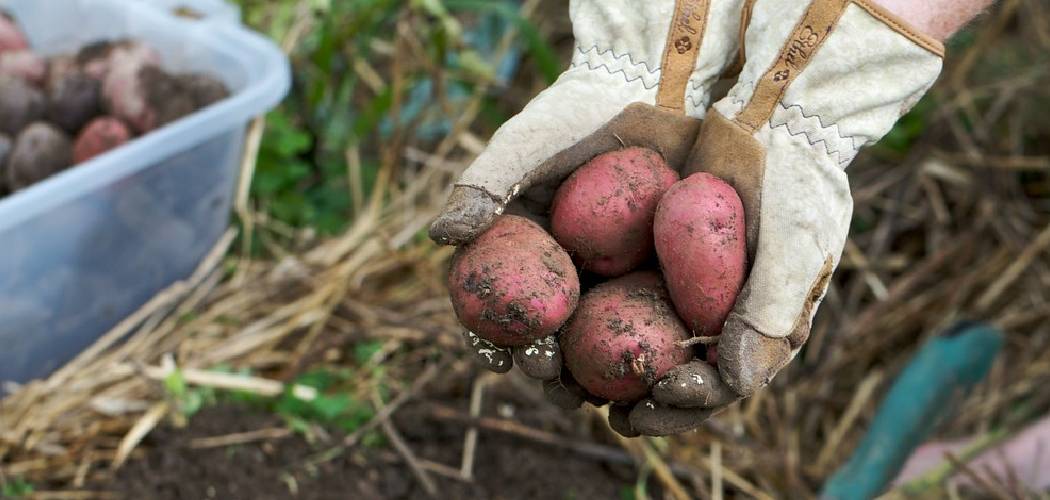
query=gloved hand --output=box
[627,0,946,435]
[432,0,746,406]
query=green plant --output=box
[233,0,558,243]
[162,368,216,420]
[1,477,34,498]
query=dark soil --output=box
[106,382,641,499]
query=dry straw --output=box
[2,0,1049,498]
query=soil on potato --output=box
[106,384,640,499]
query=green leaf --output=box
[285,415,312,436]
[182,391,205,417]
[312,394,353,421]
[1,478,34,497]
[457,49,497,82]
[353,341,385,365]
[163,369,187,399]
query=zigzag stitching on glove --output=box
[771,102,861,165]
[772,120,857,165]
[729,81,755,109]
[571,45,659,90]
[685,74,714,111]
[778,102,861,147]
[686,94,706,110]
[574,45,659,74]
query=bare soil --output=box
[106,382,643,499]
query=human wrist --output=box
[872,0,995,41]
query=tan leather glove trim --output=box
[852,0,945,57]
[735,0,851,132]
[655,0,711,113]
[520,103,702,189]
[786,256,834,349]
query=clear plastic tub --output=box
[0,0,290,387]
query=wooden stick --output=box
[343,363,441,447]
[460,374,491,480]
[429,404,701,480]
[112,402,168,469]
[976,222,1050,312]
[376,392,438,498]
[712,441,723,500]
[134,364,318,401]
[188,428,292,449]
[815,371,884,472]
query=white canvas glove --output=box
[432,0,746,410]
[629,0,945,435]
[430,0,745,246]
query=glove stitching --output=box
[571,45,660,90]
[770,102,861,165]
[727,80,756,110]
[684,89,708,111]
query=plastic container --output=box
[0,0,290,388]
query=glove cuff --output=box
[713,0,944,168]
[570,0,746,118]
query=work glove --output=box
[626,0,946,435]
[432,0,746,408]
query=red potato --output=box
[5,122,72,190]
[0,132,11,162]
[0,50,45,85]
[551,147,679,277]
[177,72,230,108]
[560,271,692,402]
[78,40,160,81]
[0,133,12,189]
[0,14,28,53]
[448,215,580,348]
[73,117,130,164]
[654,172,747,337]
[102,62,157,133]
[47,71,101,133]
[46,55,77,87]
[0,76,45,135]
[104,66,218,134]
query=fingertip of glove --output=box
[543,377,585,410]
[608,405,639,438]
[429,186,503,246]
[463,331,513,374]
[717,321,792,397]
[628,399,714,436]
[512,336,562,381]
[652,361,737,408]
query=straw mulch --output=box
[2,1,1050,498]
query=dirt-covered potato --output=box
[0,76,46,135]
[73,116,130,164]
[654,172,747,337]
[47,71,101,133]
[449,215,580,347]
[560,271,692,403]
[177,72,229,108]
[78,39,160,81]
[6,122,72,190]
[0,132,11,192]
[550,147,679,277]
[0,50,45,85]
